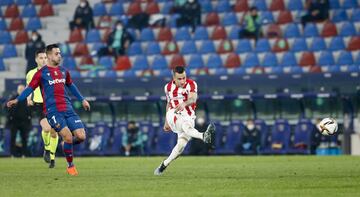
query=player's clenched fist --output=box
[7,99,18,108]
[82,100,91,111]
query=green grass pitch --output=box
[0,156,360,196]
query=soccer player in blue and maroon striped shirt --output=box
[7,44,90,176]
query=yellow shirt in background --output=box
[26,67,43,103]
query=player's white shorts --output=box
[166,108,195,140]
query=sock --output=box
[164,138,188,166]
[41,131,50,151]
[63,142,74,167]
[182,123,203,140]
[49,134,58,160]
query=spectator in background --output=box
[122,121,145,156]
[240,119,260,154]
[175,0,201,32]
[301,0,329,26]
[69,0,95,31]
[97,21,134,58]
[5,84,32,157]
[239,6,262,40]
[25,31,45,73]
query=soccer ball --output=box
[318,118,338,136]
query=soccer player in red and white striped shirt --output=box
[154,66,215,176]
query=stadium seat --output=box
[85,29,101,43]
[351,8,360,21]
[123,70,136,77]
[170,54,186,68]
[151,55,168,69]
[262,53,278,67]
[0,19,6,30]
[138,121,156,155]
[224,53,241,68]
[255,39,271,52]
[168,14,180,28]
[93,3,107,16]
[4,5,19,18]
[49,0,66,4]
[193,26,209,40]
[331,9,347,22]
[290,38,308,52]
[217,121,243,154]
[174,27,191,41]
[337,50,354,65]
[16,0,31,5]
[252,0,267,11]
[8,18,24,31]
[280,52,297,67]
[145,42,161,55]
[286,0,303,10]
[309,37,326,51]
[265,24,281,38]
[0,31,12,44]
[33,0,48,5]
[200,0,213,13]
[188,54,204,69]
[339,22,357,36]
[321,22,338,37]
[243,53,259,67]
[0,58,5,71]
[211,26,227,40]
[38,4,54,17]
[217,40,234,54]
[261,11,275,24]
[13,30,29,44]
[303,23,319,37]
[234,0,249,12]
[106,122,126,155]
[299,52,316,66]
[277,11,293,24]
[216,0,231,13]
[180,40,197,55]
[206,54,223,68]
[132,55,149,70]
[68,28,84,43]
[288,119,313,154]
[128,42,142,56]
[318,51,335,66]
[272,38,289,53]
[72,43,89,56]
[140,28,155,41]
[270,0,285,11]
[162,41,179,55]
[109,3,124,16]
[97,16,112,29]
[62,57,77,70]
[347,36,360,51]
[329,0,341,8]
[25,17,42,31]
[145,2,160,14]
[283,24,301,38]
[115,56,131,71]
[198,40,216,54]
[228,26,240,40]
[342,0,358,8]
[79,56,94,66]
[59,43,71,57]
[127,2,142,16]
[161,1,173,14]
[328,36,345,51]
[21,5,37,18]
[236,39,253,53]
[260,119,291,154]
[204,13,220,26]
[153,130,176,155]
[222,12,238,26]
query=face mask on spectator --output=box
[80,2,86,8]
[116,25,123,31]
[188,0,195,3]
[247,123,255,130]
[31,35,38,41]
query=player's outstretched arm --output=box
[7,87,34,108]
[175,92,197,112]
[7,99,18,108]
[163,102,171,132]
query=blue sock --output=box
[63,142,73,167]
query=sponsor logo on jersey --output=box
[75,120,82,123]
[48,78,65,85]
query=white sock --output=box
[182,123,203,140]
[164,138,188,166]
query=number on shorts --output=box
[52,115,57,123]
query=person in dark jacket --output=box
[5,84,32,157]
[301,0,329,26]
[122,121,146,156]
[69,0,95,31]
[175,0,201,32]
[240,119,260,154]
[25,31,46,73]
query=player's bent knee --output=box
[50,130,57,138]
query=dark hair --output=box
[250,6,258,11]
[128,121,136,125]
[172,66,185,75]
[35,49,45,57]
[46,44,59,54]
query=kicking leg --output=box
[72,128,86,145]
[58,127,78,176]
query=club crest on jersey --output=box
[54,71,58,76]
[48,78,65,85]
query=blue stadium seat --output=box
[49,0,67,4]
[85,29,101,43]
[0,31,12,44]
[17,0,31,5]
[262,53,278,67]
[174,27,192,41]
[69,70,80,78]
[168,14,180,28]
[206,54,223,68]
[355,52,360,64]
[326,65,341,72]
[145,42,161,55]
[21,5,37,18]
[351,9,360,21]
[98,56,114,69]
[287,0,303,10]
[106,122,126,155]
[329,0,341,8]
[0,0,14,6]
[236,39,253,53]
[288,119,313,154]
[347,65,359,72]
[243,53,259,67]
[59,43,71,57]
[2,44,17,58]
[289,66,304,73]
[153,130,176,155]
[328,36,345,51]
[331,9,347,22]
[93,3,107,16]
[0,58,5,71]
[260,119,291,154]
[109,3,124,16]
[339,22,356,36]
[25,17,42,31]
[188,54,204,68]
[128,42,142,56]
[252,0,267,11]
[193,26,209,40]
[303,23,319,37]
[161,1,174,14]
[228,26,240,40]
[132,55,149,70]
[216,0,231,13]
[337,50,354,65]
[284,23,301,38]
[200,0,213,13]
[261,11,275,24]
[309,37,326,51]
[222,12,238,26]
[234,67,247,74]
[318,51,335,66]
[342,0,358,9]
[198,40,216,54]
[101,70,117,78]
[140,28,155,41]
[216,121,243,154]
[90,42,105,56]
[62,57,77,70]
[0,19,7,30]
[291,38,308,52]
[151,55,168,69]
[180,40,197,55]
[280,52,297,67]
[123,70,136,78]
[255,39,271,52]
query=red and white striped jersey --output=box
[164,78,198,117]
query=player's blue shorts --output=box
[46,110,84,132]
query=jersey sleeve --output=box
[28,70,41,89]
[65,70,73,85]
[164,83,170,102]
[189,80,197,93]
